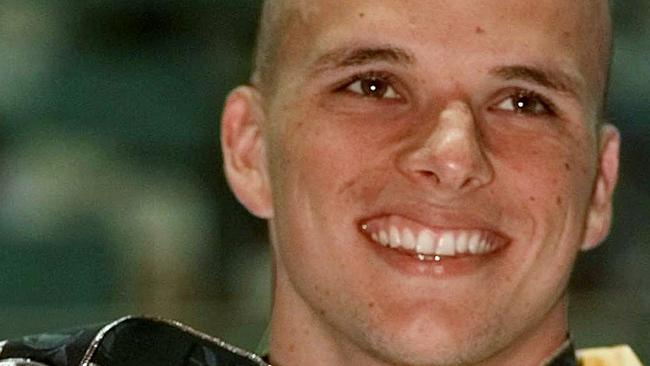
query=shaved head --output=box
[250,1,331,93]
[223,1,621,365]
[251,0,613,115]
[250,0,282,88]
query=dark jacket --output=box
[0,316,266,366]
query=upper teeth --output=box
[367,225,496,256]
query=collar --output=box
[543,339,578,366]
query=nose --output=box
[397,101,493,194]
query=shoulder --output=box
[577,345,644,366]
[0,316,268,366]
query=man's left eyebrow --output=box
[310,46,415,73]
[490,65,581,96]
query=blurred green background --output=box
[0,0,648,360]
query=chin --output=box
[353,310,516,366]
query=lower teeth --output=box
[416,254,443,262]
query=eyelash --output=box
[335,71,401,99]
[334,72,558,117]
[491,89,558,117]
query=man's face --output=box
[234,0,618,364]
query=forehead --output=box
[272,0,608,100]
[282,0,605,45]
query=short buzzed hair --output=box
[249,0,320,96]
[250,0,613,119]
[250,0,286,92]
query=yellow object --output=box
[577,345,643,366]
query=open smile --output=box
[360,214,509,261]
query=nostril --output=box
[417,170,440,183]
[460,177,478,190]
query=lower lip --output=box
[365,237,506,277]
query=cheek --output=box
[266,117,364,253]
[485,126,597,243]
[265,113,393,306]
[486,131,596,310]
[270,108,401,203]
[486,125,595,199]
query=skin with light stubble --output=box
[220,1,619,366]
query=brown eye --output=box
[346,76,399,99]
[495,91,553,115]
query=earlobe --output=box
[582,124,620,251]
[221,86,274,219]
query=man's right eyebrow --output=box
[309,46,415,74]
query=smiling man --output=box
[0,1,640,366]
[220,0,628,365]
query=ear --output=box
[221,86,274,219]
[581,124,620,251]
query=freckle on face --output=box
[262,1,609,364]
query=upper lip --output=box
[356,202,509,239]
